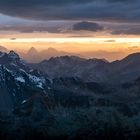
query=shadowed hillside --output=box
[0,51,140,139]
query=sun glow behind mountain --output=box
[1,38,140,58]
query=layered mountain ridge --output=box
[31,52,140,84]
[1,50,140,109]
[0,50,140,139]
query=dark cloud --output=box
[10,38,16,40]
[0,26,47,33]
[0,25,61,33]
[0,0,139,22]
[129,46,139,49]
[128,46,140,51]
[111,27,140,35]
[73,22,104,32]
[104,40,116,42]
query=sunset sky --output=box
[1,0,140,60]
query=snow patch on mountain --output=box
[22,100,27,104]
[15,77,25,83]
[29,74,45,89]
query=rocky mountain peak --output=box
[27,47,38,55]
[8,50,20,60]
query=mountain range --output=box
[30,52,140,84]
[0,50,140,139]
[0,45,128,62]
[21,47,77,62]
[0,46,77,62]
[22,47,127,63]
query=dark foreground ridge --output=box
[0,51,140,139]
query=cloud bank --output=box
[73,22,104,32]
[0,0,140,22]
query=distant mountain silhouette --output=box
[27,47,38,56]
[20,47,127,63]
[25,47,41,62]
[80,50,126,61]
[0,45,8,52]
[23,47,76,62]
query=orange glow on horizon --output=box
[0,37,140,61]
